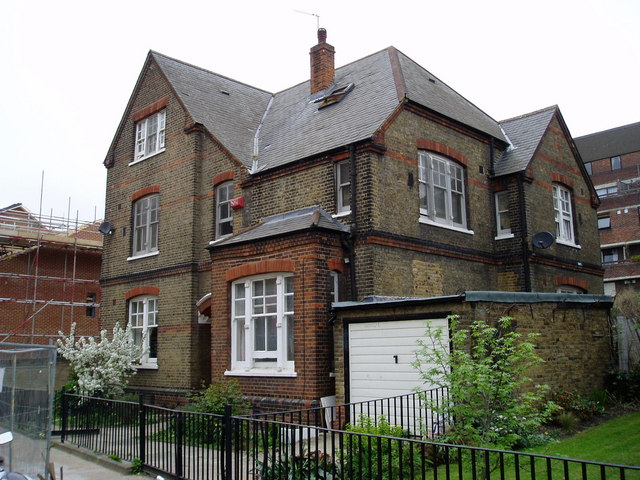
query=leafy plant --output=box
[551,391,605,420]
[342,415,427,480]
[254,450,341,480]
[130,457,144,474]
[605,364,640,403]
[186,379,250,416]
[413,315,559,449]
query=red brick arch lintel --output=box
[212,171,235,187]
[226,260,296,283]
[416,139,468,166]
[554,276,588,291]
[125,286,160,300]
[131,185,160,202]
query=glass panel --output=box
[254,318,265,350]
[286,314,294,361]
[266,316,277,351]
[132,327,143,348]
[148,326,158,359]
[236,320,245,361]
[434,187,447,219]
[451,192,463,224]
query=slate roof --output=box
[493,106,557,177]
[574,121,640,163]
[148,46,507,173]
[209,206,350,248]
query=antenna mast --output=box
[293,9,320,29]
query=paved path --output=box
[49,442,155,480]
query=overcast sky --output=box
[1,0,638,223]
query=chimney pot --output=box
[317,28,327,43]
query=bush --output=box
[556,411,580,431]
[343,415,427,480]
[413,316,559,449]
[605,364,640,403]
[551,391,605,421]
[186,379,250,416]
[254,450,340,480]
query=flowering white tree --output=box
[57,322,143,398]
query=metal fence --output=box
[54,392,640,480]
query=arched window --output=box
[132,195,159,257]
[418,152,467,229]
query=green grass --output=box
[528,411,640,466]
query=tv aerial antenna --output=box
[294,9,320,29]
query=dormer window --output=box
[135,110,166,162]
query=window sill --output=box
[495,233,514,240]
[556,239,581,249]
[127,250,159,262]
[332,210,351,219]
[209,234,232,246]
[224,369,297,378]
[419,217,474,235]
[128,149,166,166]
[133,363,158,370]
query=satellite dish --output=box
[98,221,115,235]
[532,231,554,249]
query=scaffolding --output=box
[0,204,103,344]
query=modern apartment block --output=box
[575,121,640,296]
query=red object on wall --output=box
[230,197,244,210]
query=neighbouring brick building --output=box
[575,121,640,296]
[101,29,605,407]
[0,203,102,345]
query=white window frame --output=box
[216,182,234,239]
[553,184,576,246]
[133,110,166,163]
[336,161,351,215]
[418,152,471,233]
[227,273,295,377]
[129,295,158,368]
[494,191,512,238]
[611,156,621,170]
[131,195,159,258]
[330,271,339,303]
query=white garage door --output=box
[348,318,449,433]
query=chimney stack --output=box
[309,28,335,95]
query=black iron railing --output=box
[54,392,640,480]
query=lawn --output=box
[528,411,640,467]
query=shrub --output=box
[343,415,427,480]
[254,450,340,480]
[186,379,250,416]
[413,316,559,449]
[605,364,640,403]
[551,391,605,420]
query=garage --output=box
[347,317,449,403]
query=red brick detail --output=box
[212,171,235,187]
[132,96,169,122]
[198,297,211,314]
[416,139,468,166]
[131,185,160,202]
[125,286,160,300]
[553,276,588,291]
[327,258,345,273]
[225,260,296,282]
[552,173,573,188]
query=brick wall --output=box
[333,298,612,404]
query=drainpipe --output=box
[348,144,358,301]
[517,173,532,291]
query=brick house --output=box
[575,121,640,296]
[0,203,102,345]
[101,30,604,406]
